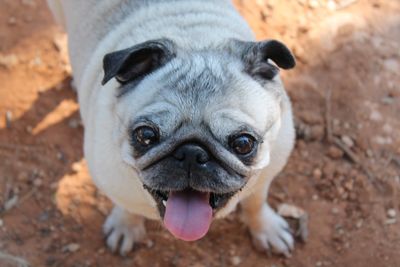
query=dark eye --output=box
[230,134,255,155]
[134,126,159,146]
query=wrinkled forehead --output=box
[119,51,281,136]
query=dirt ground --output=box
[0,0,399,266]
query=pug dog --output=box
[47,0,296,257]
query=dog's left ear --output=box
[102,38,176,85]
[229,39,296,80]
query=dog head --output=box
[102,38,295,241]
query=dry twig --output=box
[0,251,30,267]
[325,88,333,143]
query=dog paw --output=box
[103,206,146,256]
[247,205,294,257]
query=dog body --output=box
[48,0,296,256]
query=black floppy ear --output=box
[102,38,176,85]
[230,39,296,80]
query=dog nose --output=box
[173,143,210,165]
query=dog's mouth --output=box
[144,185,236,241]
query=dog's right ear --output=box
[102,38,176,85]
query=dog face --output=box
[102,38,295,241]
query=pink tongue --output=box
[164,190,212,241]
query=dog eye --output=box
[230,134,255,155]
[134,126,159,146]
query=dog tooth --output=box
[162,200,167,206]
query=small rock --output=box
[341,135,354,148]
[331,207,339,214]
[3,195,19,211]
[278,204,306,218]
[327,0,336,10]
[0,53,19,68]
[327,145,344,159]
[309,125,325,141]
[33,178,43,187]
[313,168,322,179]
[316,262,323,267]
[68,118,80,129]
[230,256,241,266]
[309,0,319,9]
[356,219,363,228]
[344,180,353,191]
[8,17,17,25]
[56,152,64,160]
[385,218,397,225]
[299,111,323,125]
[5,111,12,129]
[383,59,399,73]
[50,182,59,190]
[369,110,382,121]
[383,124,392,133]
[387,209,396,218]
[278,203,309,241]
[145,239,154,248]
[21,0,36,7]
[29,56,42,67]
[374,136,392,145]
[62,243,80,253]
[26,125,33,133]
[381,95,395,105]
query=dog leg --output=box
[103,206,146,256]
[241,178,294,257]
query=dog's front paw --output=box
[247,204,294,257]
[103,206,146,256]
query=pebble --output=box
[68,118,80,129]
[21,0,36,7]
[309,125,325,141]
[4,194,18,211]
[374,136,393,145]
[300,111,323,125]
[327,145,344,159]
[29,56,42,67]
[0,219,3,227]
[387,209,396,218]
[0,53,19,68]
[313,168,322,179]
[8,17,17,25]
[308,0,319,9]
[230,256,241,266]
[369,110,382,121]
[308,13,365,52]
[383,58,399,73]
[5,110,12,129]
[341,135,354,148]
[145,239,154,248]
[62,243,80,253]
[331,207,339,214]
[385,218,397,225]
[26,125,33,133]
[356,219,363,228]
[33,178,43,187]
[327,0,336,10]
